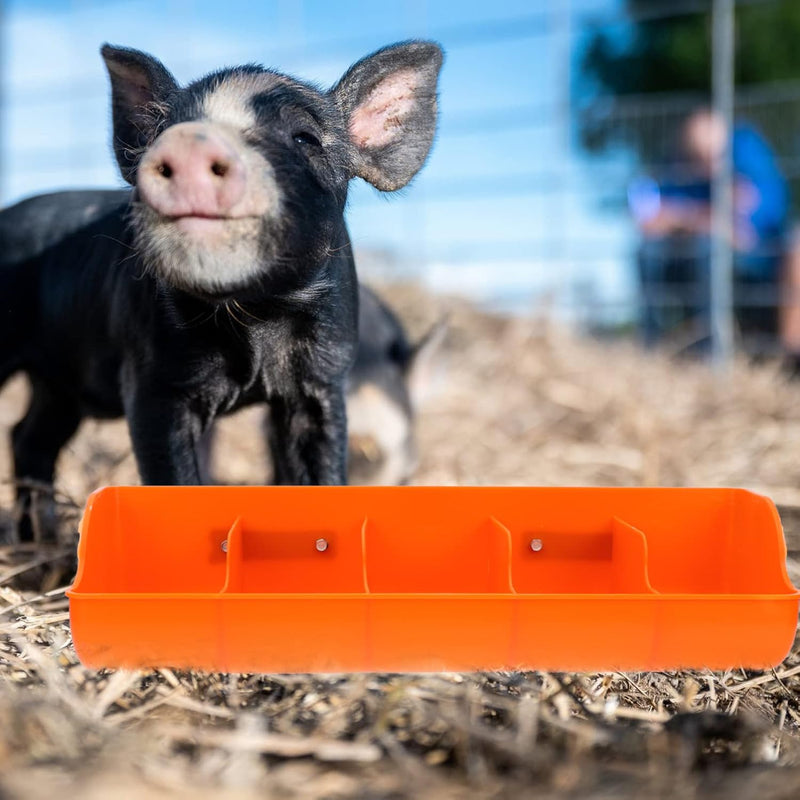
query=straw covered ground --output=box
[1,282,800,799]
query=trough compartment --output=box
[67,486,800,672]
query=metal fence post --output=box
[710,0,735,370]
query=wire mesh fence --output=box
[1,0,799,358]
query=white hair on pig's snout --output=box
[133,202,269,294]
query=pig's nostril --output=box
[156,162,173,179]
[210,161,229,178]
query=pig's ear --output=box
[101,44,179,184]
[331,41,443,192]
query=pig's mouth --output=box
[166,212,261,237]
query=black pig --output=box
[2,185,445,490]
[0,41,443,540]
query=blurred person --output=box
[628,108,789,352]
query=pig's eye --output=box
[293,131,321,147]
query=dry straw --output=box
[1,282,799,799]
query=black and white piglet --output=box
[344,284,445,485]
[2,190,445,492]
[0,41,443,540]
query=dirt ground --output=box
[1,283,800,799]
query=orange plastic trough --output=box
[68,486,800,672]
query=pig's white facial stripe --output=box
[202,74,274,131]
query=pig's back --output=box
[0,190,139,416]
[0,189,131,267]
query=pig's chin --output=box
[135,210,270,297]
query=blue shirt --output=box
[629,121,789,248]
[732,122,789,245]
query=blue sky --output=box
[1,0,637,318]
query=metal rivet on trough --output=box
[315,538,329,552]
[221,540,228,553]
[529,538,543,552]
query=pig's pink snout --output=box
[137,124,247,219]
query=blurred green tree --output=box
[580,0,800,164]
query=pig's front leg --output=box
[123,380,204,485]
[268,383,348,485]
